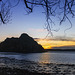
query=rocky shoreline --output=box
[0,57,75,75]
[0,67,49,75]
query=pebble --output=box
[0,57,75,74]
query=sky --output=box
[35,38,75,49]
[0,0,75,49]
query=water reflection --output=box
[1,52,75,64]
[39,52,50,63]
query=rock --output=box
[0,33,44,53]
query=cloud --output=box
[49,36,75,42]
[52,45,75,49]
[34,38,75,49]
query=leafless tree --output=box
[0,0,20,24]
[0,0,75,35]
[0,0,11,24]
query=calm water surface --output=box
[0,51,75,64]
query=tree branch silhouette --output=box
[0,0,75,35]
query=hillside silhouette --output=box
[0,33,44,53]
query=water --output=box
[0,51,75,64]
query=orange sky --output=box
[1,35,75,49]
[35,39,75,49]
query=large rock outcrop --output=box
[0,33,44,53]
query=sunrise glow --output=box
[35,39,75,49]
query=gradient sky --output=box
[0,1,75,49]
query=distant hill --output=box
[45,46,75,51]
[53,46,75,49]
[0,33,44,53]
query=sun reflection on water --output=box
[39,52,50,63]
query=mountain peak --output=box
[20,33,29,38]
[0,33,44,53]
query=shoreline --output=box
[0,63,75,75]
[0,57,75,75]
[0,67,49,75]
[45,49,75,51]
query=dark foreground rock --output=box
[0,33,44,53]
[0,67,50,75]
[0,57,74,75]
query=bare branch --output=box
[0,12,5,24]
[24,0,32,13]
[0,0,75,36]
